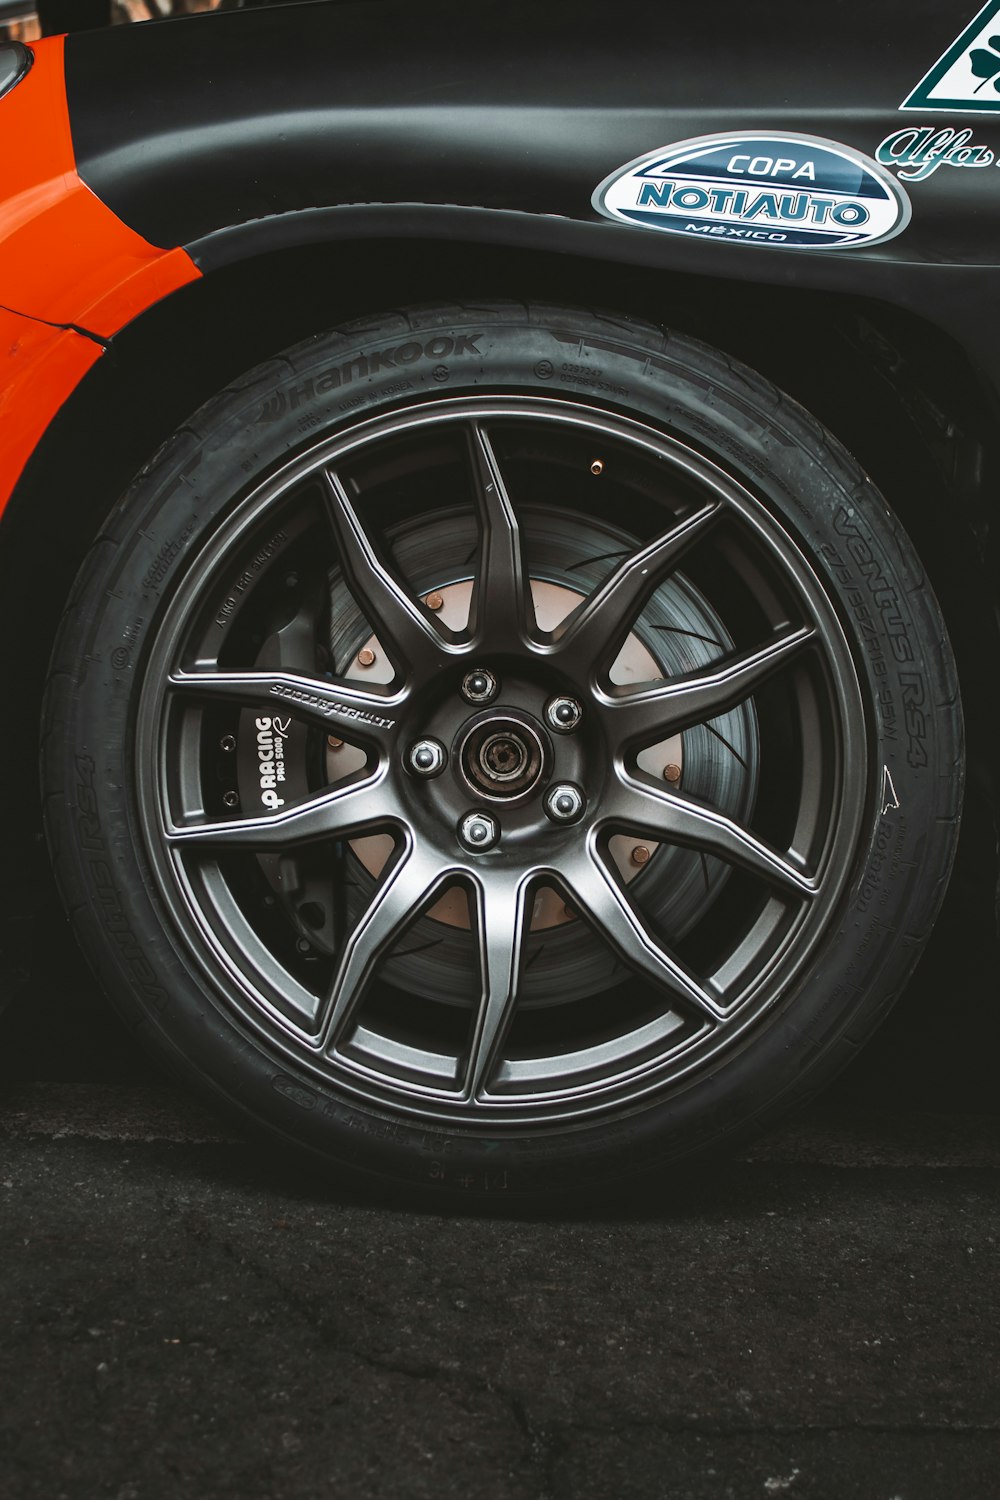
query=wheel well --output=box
[1,234,997,990]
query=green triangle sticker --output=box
[902,1,1000,112]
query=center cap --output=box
[482,732,527,781]
[459,712,547,801]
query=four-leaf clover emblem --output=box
[969,36,1000,94]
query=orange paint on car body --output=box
[0,35,200,518]
[0,305,102,513]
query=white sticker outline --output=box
[881,765,901,816]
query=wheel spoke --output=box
[554,500,722,675]
[321,469,448,677]
[320,844,449,1051]
[466,423,532,647]
[463,873,533,1100]
[166,774,392,852]
[603,625,817,744]
[559,850,725,1021]
[609,779,817,898]
[167,667,405,743]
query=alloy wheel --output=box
[136,396,867,1126]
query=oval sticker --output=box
[593,132,911,251]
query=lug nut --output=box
[544,783,585,824]
[223,790,239,809]
[631,845,651,866]
[663,762,681,784]
[461,667,499,705]
[357,647,376,668]
[219,735,236,753]
[459,811,499,851]
[545,695,583,733]
[408,738,446,778]
[425,591,444,611]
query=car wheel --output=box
[43,304,962,1195]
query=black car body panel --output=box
[63,3,1000,390]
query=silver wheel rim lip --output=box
[135,394,869,1128]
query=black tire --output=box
[43,303,962,1197]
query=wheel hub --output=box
[330,572,687,930]
[459,711,546,801]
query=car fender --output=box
[63,4,1000,413]
[6,6,1000,511]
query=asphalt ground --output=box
[2,827,998,1499]
[2,1092,999,1500]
